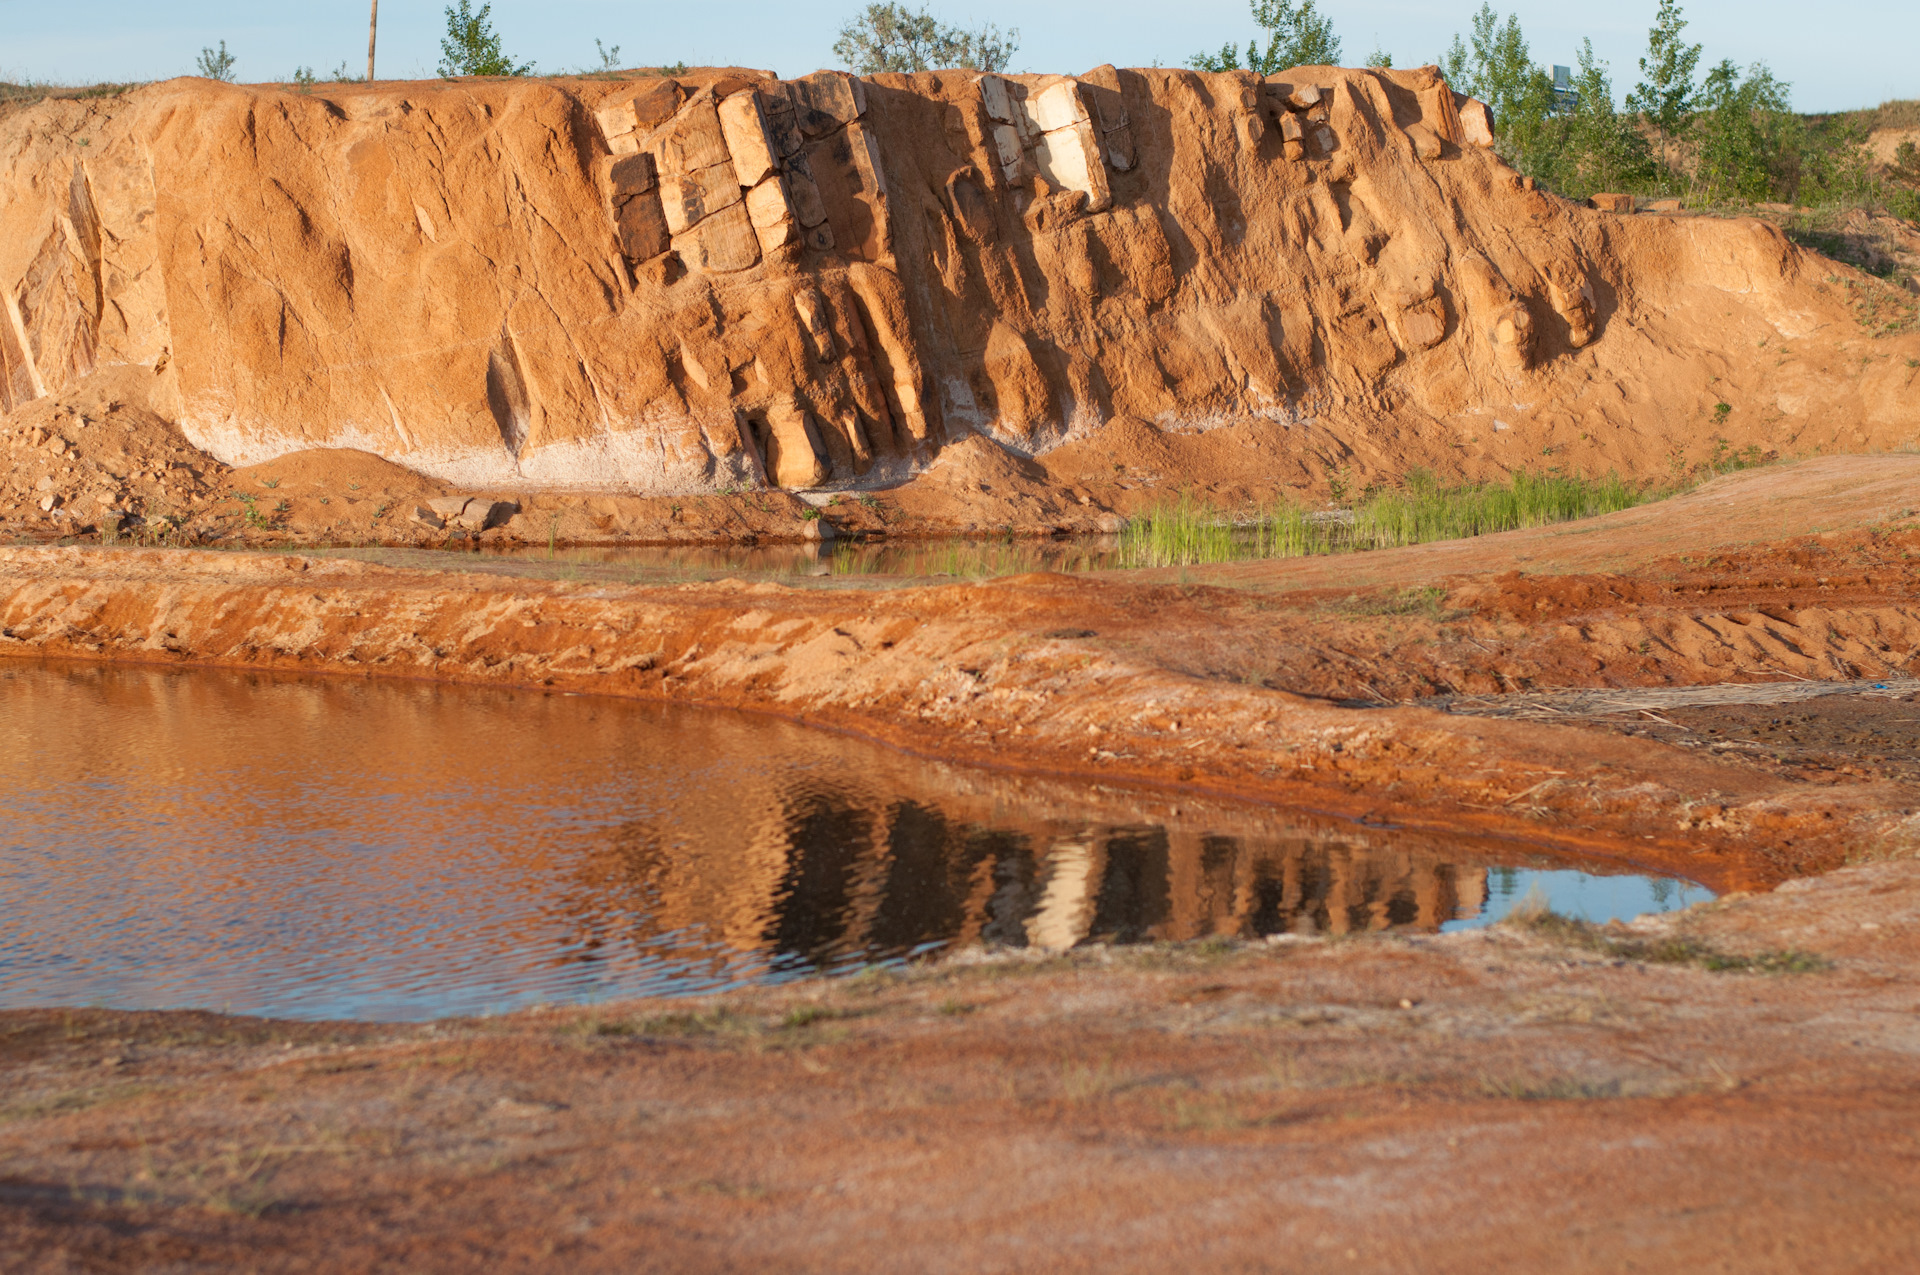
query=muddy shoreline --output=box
[5,456,1920,1270]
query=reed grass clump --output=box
[1119,467,1652,567]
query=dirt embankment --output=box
[4,456,1919,891]
[2,64,1917,546]
[4,857,1918,1272]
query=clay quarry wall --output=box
[2,65,1915,494]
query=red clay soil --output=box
[4,456,1920,1271]
[3,858,1918,1273]
[5,456,1920,891]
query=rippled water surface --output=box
[0,664,1712,1021]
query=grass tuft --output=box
[1119,467,1651,568]
[1502,902,1829,974]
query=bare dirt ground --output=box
[4,454,1920,1269]
[4,861,1918,1274]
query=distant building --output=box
[1552,64,1580,115]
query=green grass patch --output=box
[1119,467,1651,568]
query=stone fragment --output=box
[1490,302,1535,370]
[455,498,516,531]
[660,162,744,235]
[1237,111,1267,148]
[1407,124,1443,160]
[1287,83,1324,111]
[427,495,469,517]
[411,505,445,529]
[718,90,778,187]
[1589,192,1635,213]
[672,201,762,273]
[1455,95,1495,147]
[38,494,57,512]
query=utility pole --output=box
[367,0,379,82]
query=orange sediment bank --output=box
[6,459,1920,891]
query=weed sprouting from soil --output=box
[1120,467,1651,567]
[1501,900,1828,974]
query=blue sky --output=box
[2,1,1912,114]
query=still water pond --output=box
[0,664,1711,1021]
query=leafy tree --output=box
[1190,0,1341,74]
[1689,59,1793,202]
[1439,4,1548,137]
[1550,40,1656,197]
[196,41,237,84]
[833,4,1018,74]
[439,1,534,78]
[1626,0,1701,171]
[1364,46,1392,69]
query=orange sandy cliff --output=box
[2,64,1916,505]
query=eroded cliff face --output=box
[1,65,1915,495]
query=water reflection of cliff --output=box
[559,777,1492,978]
[5,662,1507,1014]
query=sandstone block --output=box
[596,81,685,154]
[718,90,778,187]
[648,94,730,174]
[1033,119,1111,213]
[411,505,445,529]
[1589,192,1635,213]
[629,80,687,129]
[1279,112,1305,143]
[615,190,670,261]
[672,201,762,273]
[745,175,794,229]
[755,401,829,488]
[763,95,806,159]
[1407,124,1443,160]
[790,72,866,137]
[660,162,744,236]
[976,74,1018,125]
[1646,198,1684,213]
[606,152,657,200]
[1238,112,1268,148]
[1028,80,1090,133]
[1287,83,1324,111]
[991,122,1028,182]
[782,157,829,228]
[427,495,470,517]
[802,221,837,253]
[746,176,800,252]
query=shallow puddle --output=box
[0,664,1709,1021]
